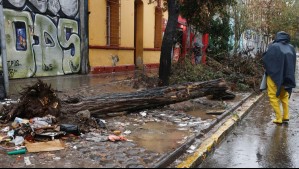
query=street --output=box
[199,92,299,168]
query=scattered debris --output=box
[35,131,66,141]
[96,119,107,129]
[124,130,132,135]
[24,157,32,166]
[60,124,80,136]
[12,136,24,146]
[113,130,121,136]
[7,148,26,155]
[53,157,61,161]
[140,111,147,117]
[86,136,109,142]
[0,73,251,166]
[25,140,65,153]
[108,135,127,142]
[170,54,263,92]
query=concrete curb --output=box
[176,92,265,168]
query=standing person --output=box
[262,31,297,124]
[193,42,203,64]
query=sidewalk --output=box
[0,72,262,168]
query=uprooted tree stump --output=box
[2,80,62,122]
[61,78,235,115]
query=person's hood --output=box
[274,31,290,43]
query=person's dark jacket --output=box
[262,31,297,96]
[193,46,202,57]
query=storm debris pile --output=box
[0,80,129,157]
[131,71,160,89]
[170,53,264,92]
[1,79,61,122]
[0,80,109,134]
[207,53,264,91]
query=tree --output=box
[158,0,236,86]
[208,11,234,55]
[159,0,179,86]
[270,0,299,46]
[244,0,299,46]
[180,0,236,34]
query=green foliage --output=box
[208,12,234,55]
[291,38,299,48]
[180,0,236,34]
[236,83,250,91]
[179,0,235,57]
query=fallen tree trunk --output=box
[62,78,234,115]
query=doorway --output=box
[134,0,144,69]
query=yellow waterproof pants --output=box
[267,76,289,123]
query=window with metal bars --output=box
[106,0,120,46]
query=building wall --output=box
[89,0,167,73]
[1,0,81,79]
[88,0,106,47]
[143,3,161,66]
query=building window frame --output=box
[106,0,121,46]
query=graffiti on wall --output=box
[2,0,81,78]
[240,30,271,57]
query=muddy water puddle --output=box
[186,109,217,120]
[127,122,189,154]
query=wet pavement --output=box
[8,72,138,99]
[0,71,253,168]
[199,92,299,168]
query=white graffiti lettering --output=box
[3,9,81,78]
[7,0,79,18]
[7,0,26,8]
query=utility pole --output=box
[80,0,89,74]
[0,0,10,97]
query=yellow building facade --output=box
[88,0,167,73]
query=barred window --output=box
[106,0,120,46]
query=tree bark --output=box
[159,0,179,86]
[62,79,233,115]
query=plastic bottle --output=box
[13,136,25,146]
[7,149,26,155]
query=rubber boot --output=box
[273,112,283,124]
[282,107,289,123]
[283,111,289,123]
[280,87,290,123]
[267,76,283,124]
